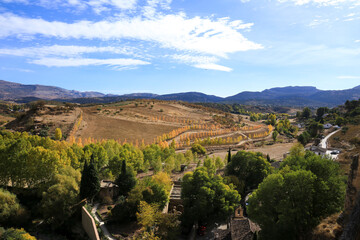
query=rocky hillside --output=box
[0,80,104,100]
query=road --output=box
[91,203,116,240]
[319,129,341,149]
[319,129,341,160]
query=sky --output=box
[0,0,360,97]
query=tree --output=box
[191,143,206,155]
[297,131,311,146]
[181,167,241,228]
[54,128,62,140]
[115,160,137,196]
[227,148,232,163]
[226,151,272,195]
[267,114,277,126]
[307,120,323,137]
[316,107,329,120]
[136,201,180,240]
[0,228,36,240]
[302,107,311,119]
[41,166,80,228]
[0,188,28,226]
[272,130,278,142]
[248,151,346,240]
[79,159,100,202]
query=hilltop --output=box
[1,80,360,107]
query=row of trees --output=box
[0,130,202,193]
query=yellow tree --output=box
[55,128,62,140]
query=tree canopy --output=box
[181,167,241,228]
[226,151,272,195]
[247,147,346,240]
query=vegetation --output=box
[79,159,100,202]
[225,151,272,195]
[115,160,137,196]
[0,227,36,240]
[181,167,241,228]
[248,145,346,240]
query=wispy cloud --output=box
[29,57,150,68]
[0,13,262,57]
[171,54,232,72]
[337,75,360,79]
[1,67,34,72]
[0,45,135,57]
[194,63,232,72]
[1,0,137,13]
[278,0,360,6]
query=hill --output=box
[0,80,105,100]
[1,80,360,107]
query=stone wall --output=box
[344,155,360,219]
[81,206,100,240]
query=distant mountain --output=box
[223,86,360,107]
[157,92,223,103]
[1,80,359,107]
[0,80,105,100]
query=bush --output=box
[191,144,206,155]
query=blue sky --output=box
[0,0,359,97]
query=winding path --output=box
[91,203,116,240]
[319,129,341,149]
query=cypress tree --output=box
[79,160,89,200]
[115,160,136,196]
[80,156,100,202]
[227,148,232,163]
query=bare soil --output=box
[208,142,296,161]
[76,107,178,144]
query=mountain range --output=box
[1,80,359,107]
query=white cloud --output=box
[337,75,360,79]
[0,13,262,57]
[171,54,232,71]
[171,54,219,64]
[1,67,33,72]
[194,63,232,72]
[278,0,360,6]
[355,40,360,43]
[308,18,330,27]
[29,57,150,68]
[0,45,135,57]
[0,0,137,12]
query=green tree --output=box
[248,151,346,240]
[316,107,329,120]
[0,228,36,240]
[152,156,162,173]
[203,157,216,175]
[41,166,80,228]
[297,131,311,146]
[267,114,277,126]
[79,159,100,202]
[226,151,272,195]
[54,128,62,140]
[272,130,278,142]
[115,160,137,196]
[191,143,206,155]
[227,148,231,163]
[181,167,241,228]
[0,188,28,226]
[302,107,311,119]
[307,120,323,137]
